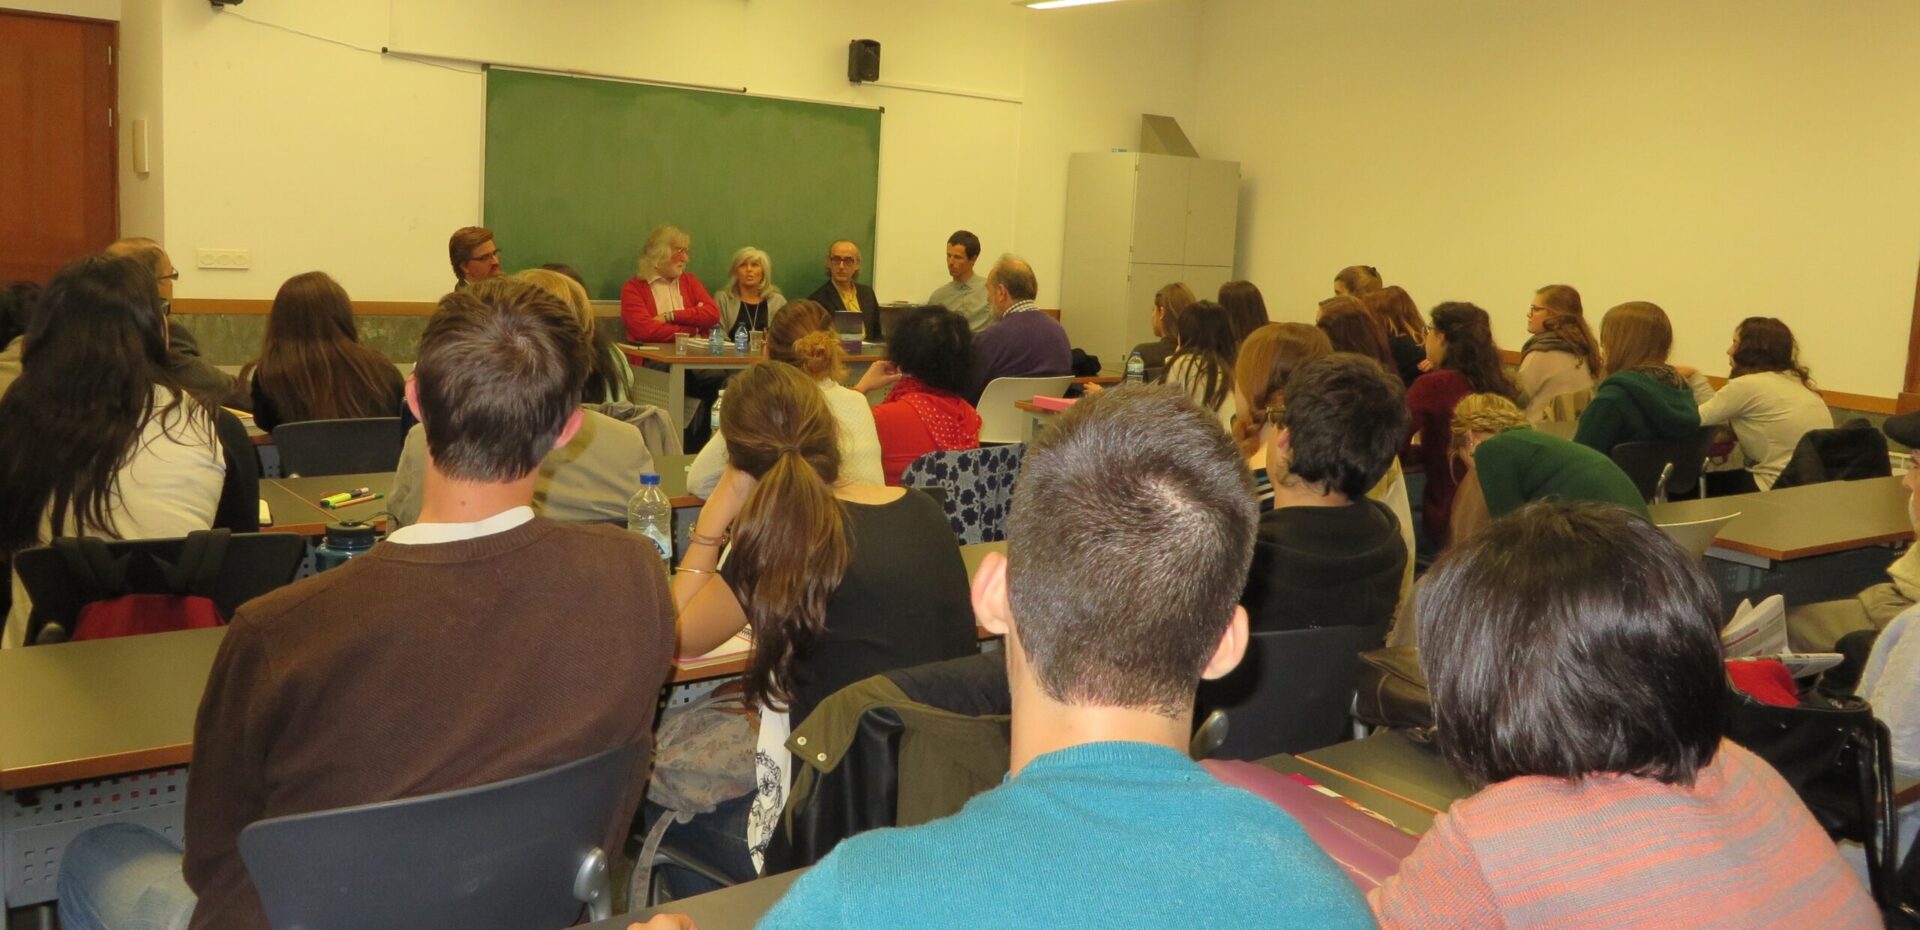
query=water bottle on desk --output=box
[626,474,674,564]
[708,325,725,353]
[710,388,726,437]
[314,522,378,572]
[1125,351,1146,385]
[734,323,749,354]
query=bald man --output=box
[964,255,1071,404]
[104,239,249,410]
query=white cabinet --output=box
[1059,152,1240,372]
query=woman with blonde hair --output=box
[1360,285,1428,387]
[658,360,976,894]
[1573,301,1704,456]
[619,224,720,343]
[1447,393,1647,544]
[1517,284,1601,420]
[1128,281,1194,375]
[517,268,634,404]
[716,246,786,343]
[685,299,883,497]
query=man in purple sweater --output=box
[964,255,1072,404]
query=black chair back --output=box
[1194,623,1388,760]
[1772,425,1891,491]
[1609,427,1715,503]
[239,743,639,930]
[13,531,306,645]
[273,417,406,477]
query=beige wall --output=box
[0,0,118,20]
[1193,0,1920,397]
[115,0,1199,310]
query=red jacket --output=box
[621,273,720,343]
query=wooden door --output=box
[0,11,117,285]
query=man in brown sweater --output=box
[55,279,676,930]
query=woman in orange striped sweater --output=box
[1371,501,1879,929]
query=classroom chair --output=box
[1192,623,1389,761]
[1771,422,1891,491]
[239,742,639,930]
[13,530,306,645]
[1537,386,1594,423]
[1608,427,1715,503]
[899,445,1026,545]
[975,376,1075,445]
[273,417,407,477]
[1656,512,1741,561]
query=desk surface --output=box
[622,343,886,367]
[0,541,1007,792]
[1298,730,1474,817]
[1647,475,1910,561]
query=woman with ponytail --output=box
[1517,284,1601,420]
[685,299,884,497]
[660,361,976,890]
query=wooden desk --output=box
[0,542,1009,793]
[1257,752,1442,834]
[1296,730,1473,820]
[621,343,886,432]
[1648,475,1910,567]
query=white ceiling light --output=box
[1019,0,1126,9]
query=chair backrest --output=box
[1194,622,1388,760]
[273,417,407,477]
[1609,427,1714,503]
[13,531,307,645]
[1772,426,1892,491]
[898,445,1027,545]
[975,376,1076,444]
[239,743,639,930]
[1657,512,1740,560]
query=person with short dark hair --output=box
[54,278,678,930]
[750,385,1374,929]
[1371,501,1879,928]
[1695,316,1831,491]
[928,230,991,332]
[963,254,1071,404]
[858,305,981,483]
[805,239,882,341]
[448,225,501,286]
[1241,354,1408,632]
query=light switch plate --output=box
[196,249,251,269]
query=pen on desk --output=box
[324,492,384,509]
[318,487,374,506]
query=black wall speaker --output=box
[848,39,881,83]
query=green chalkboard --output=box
[483,68,881,305]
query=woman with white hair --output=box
[620,224,720,343]
[716,246,787,343]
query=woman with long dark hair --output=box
[1697,317,1831,491]
[1128,281,1195,375]
[1218,280,1270,350]
[1159,299,1237,430]
[0,256,256,647]
[659,361,976,889]
[1404,302,1519,551]
[241,272,405,431]
[1517,284,1601,420]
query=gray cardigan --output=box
[716,289,787,337]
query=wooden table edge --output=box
[1294,755,1447,816]
[2,742,194,792]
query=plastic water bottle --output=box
[734,323,749,353]
[626,474,673,563]
[708,325,725,353]
[314,521,378,572]
[1125,351,1146,385]
[710,388,726,436]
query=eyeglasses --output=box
[157,270,181,282]
[827,256,859,266]
[671,247,691,258]
[1257,403,1287,428]
[1527,304,1548,314]
[467,249,501,264]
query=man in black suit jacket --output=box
[805,239,882,341]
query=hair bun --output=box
[791,330,844,378]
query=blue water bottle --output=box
[314,521,378,572]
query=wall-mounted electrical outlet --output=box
[196,249,251,269]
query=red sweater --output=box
[1403,369,1473,548]
[1370,741,1879,929]
[621,272,720,343]
[872,381,983,484]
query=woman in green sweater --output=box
[1451,394,1647,542]
[1572,301,1704,454]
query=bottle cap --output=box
[640,473,661,486]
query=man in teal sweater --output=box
[753,386,1374,929]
